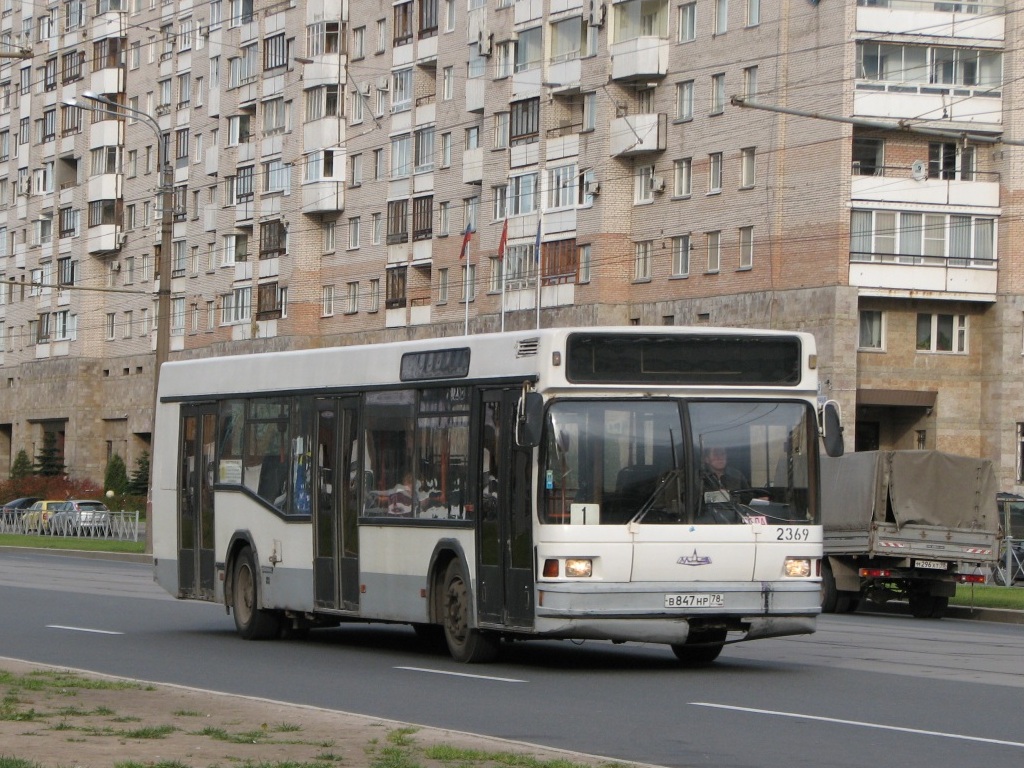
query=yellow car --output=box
[22,500,65,534]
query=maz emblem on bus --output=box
[678,550,713,566]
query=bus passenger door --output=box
[178,404,217,601]
[313,398,361,612]
[476,389,535,629]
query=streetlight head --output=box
[61,96,77,107]
[81,90,100,102]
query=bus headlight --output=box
[565,558,593,578]
[784,558,811,578]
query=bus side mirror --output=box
[820,400,844,458]
[516,392,544,448]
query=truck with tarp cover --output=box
[820,450,999,618]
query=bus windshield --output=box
[541,400,815,525]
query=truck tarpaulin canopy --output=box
[821,450,999,532]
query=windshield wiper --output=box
[631,469,684,524]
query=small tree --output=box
[10,449,33,479]
[104,454,130,495]
[33,432,65,477]
[128,451,151,496]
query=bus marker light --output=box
[543,559,560,578]
[565,559,592,578]
[784,558,811,578]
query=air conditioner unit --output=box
[359,82,370,96]
[376,76,390,91]
[587,181,600,196]
[111,260,122,271]
[650,177,665,193]
[589,1,606,28]
[199,25,209,38]
[116,233,127,247]
[17,178,30,196]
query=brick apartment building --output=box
[1,0,1023,490]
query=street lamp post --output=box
[66,91,172,554]
[71,92,173,415]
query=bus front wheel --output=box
[232,547,281,640]
[441,559,498,663]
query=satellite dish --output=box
[911,159,927,181]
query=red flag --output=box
[459,227,473,260]
[497,218,508,261]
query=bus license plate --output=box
[665,593,724,608]
[914,559,948,570]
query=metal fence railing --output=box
[991,536,1024,586]
[0,510,142,542]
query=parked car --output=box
[48,500,111,537]
[21,500,65,534]
[0,497,42,531]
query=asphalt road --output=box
[1,550,1022,768]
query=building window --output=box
[738,225,753,269]
[710,73,725,114]
[743,65,758,98]
[510,98,540,145]
[634,241,652,281]
[386,266,407,308]
[859,310,883,350]
[413,196,433,240]
[578,243,591,283]
[852,137,884,176]
[714,0,728,35]
[850,210,995,266]
[928,142,975,181]
[322,220,336,252]
[673,158,692,197]
[857,42,1002,89]
[348,217,360,249]
[676,80,693,121]
[672,235,690,276]
[369,278,380,312]
[438,268,449,303]
[461,263,476,301]
[635,164,655,203]
[707,231,721,272]
[256,282,282,320]
[260,220,287,259]
[746,0,759,27]
[740,147,755,188]
[917,313,967,353]
[322,285,335,316]
[387,199,409,244]
[708,152,723,193]
[508,174,538,215]
[678,2,696,42]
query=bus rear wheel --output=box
[232,547,281,640]
[441,559,498,663]
[671,627,727,667]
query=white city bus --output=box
[152,327,844,664]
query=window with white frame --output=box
[740,147,755,188]
[515,27,542,72]
[322,284,335,316]
[551,16,586,62]
[438,268,449,303]
[708,152,723,193]
[442,66,454,99]
[494,112,509,148]
[678,2,696,41]
[746,0,759,26]
[743,65,758,98]
[634,241,652,281]
[636,164,655,203]
[372,212,382,244]
[857,42,1001,89]
[221,286,251,324]
[738,225,753,269]
[710,73,725,114]
[322,220,336,252]
[715,0,728,34]
[578,243,591,282]
[391,134,412,178]
[613,0,669,42]
[414,127,434,173]
[263,97,288,134]
[707,230,721,272]
[917,312,967,353]
[391,67,413,112]
[859,309,883,350]
[346,282,359,313]
[674,158,692,196]
[850,210,995,266]
[222,232,248,264]
[348,217,361,249]
[547,164,577,209]
[676,80,694,120]
[369,278,380,312]
[672,235,690,276]
[508,173,538,215]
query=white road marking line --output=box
[692,702,1024,749]
[395,666,526,683]
[46,625,124,635]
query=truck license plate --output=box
[914,559,948,570]
[665,593,724,608]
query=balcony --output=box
[856,1,1004,41]
[854,82,1001,127]
[609,37,668,82]
[850,164,999,208]
[849,252,996,300]
[610,113,667,157]
[302,180,344,213]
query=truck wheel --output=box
[821,560,838,613]
[909,592,947,619]
[232,547,281,640]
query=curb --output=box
[0,546,152,565]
